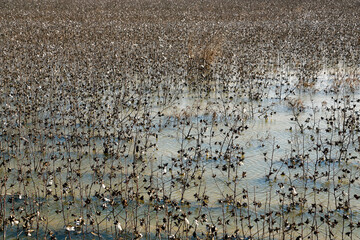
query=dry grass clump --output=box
[187,34,223,83]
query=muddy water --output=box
[1,66,360,239]
[150,67,360,236]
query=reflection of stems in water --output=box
[265,138,276,181]
[185,124,193,140]
[253,187,260,240]
[246,186,252,238]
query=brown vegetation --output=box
[1,0,360,239]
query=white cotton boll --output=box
[290,186,297,195]
[65,225,75,231]
[194,219,199,227]
[185,217,189,225]
[75,218,83,226]
[47,179,53,186]
[116,222,122,231]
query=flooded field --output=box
[1,0,360,239]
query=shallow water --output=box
[1,65,360,239]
